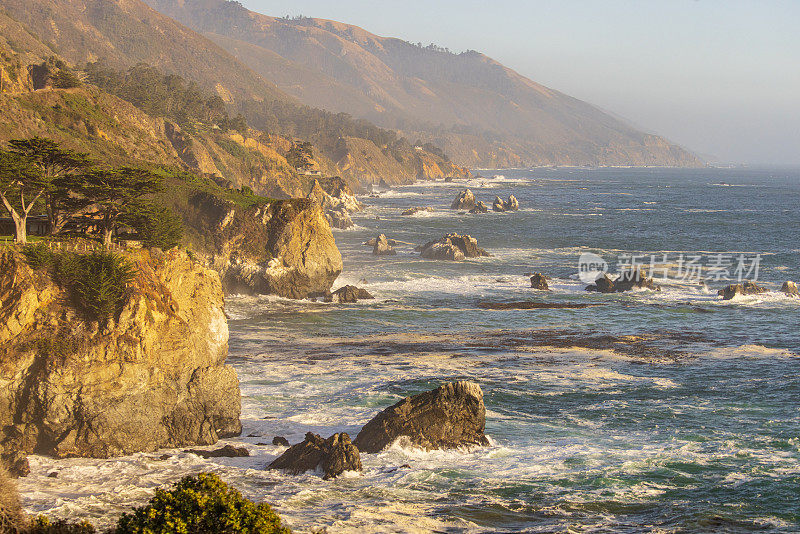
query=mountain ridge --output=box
[143,0,703,168]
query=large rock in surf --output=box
[718,280,767,300]
[418,233,490,261]
[187,192,343,299]
[401,206,434,216]
[325,285,374,303]
[469,201,489,214]
[492,195,520,212]
[585,269,660,293]
[325,206,354,230]
[451,189,477,210]
[781,281,799,297]
[268,432,362,480]
[373,234,397,256]
[0,248,241,461]
[353,381,490,453]
[530,273,549,290]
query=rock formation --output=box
[451,189,477,210]
[184,445,249,458]
[372,234,397,256]
[307,177,362,230]
[718,281,767,300]
[469,201,489,214]
[781,281,798,297]
[417,233,490,261]
[492,195,519,212]
[187,193,343,299]
[530,273,549,290]
[272,436,290,447]
[324,285,374,303]
[585,269,660,293]
[401,206,434,216]
[354,381,489,453]
[0,248,241,461]
[268,432,362,479]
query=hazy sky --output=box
[239,0,800,165]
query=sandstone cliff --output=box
[183,193,343,298]
[0,247,241,459]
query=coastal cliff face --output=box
[0,248,241,459]
[185,193,343,299]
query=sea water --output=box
[19,168,800,532]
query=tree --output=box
[8,137,93,234]
[121,201,183,249]
[75,167,163,246]
[0,150,46,244]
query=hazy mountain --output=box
[0,0,467,186]
[143,0,703,168]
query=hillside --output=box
[0,0,470,186]
[145,0,703,168]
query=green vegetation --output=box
[22,242,56,269]
[69,167,163,246]
[55,251,136,321]
[22,244,136,321]
[0,149,45,244]
[116,473,290,534]
[121,202,183,250]
[28,516,96,533]
[85,62,246,134]
[284,141,313,169]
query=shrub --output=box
[0,465,24,534]
[28,516,96,533]
[55,251,136,321]
[122,202,184,250]
[116,473,290,534]
[51,69,82,89]
[22,242,56,269]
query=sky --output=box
[239,0,800,165]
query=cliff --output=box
[181,193,343,298]
[0,247,241,460]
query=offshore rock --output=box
[354,381,490,453]
[781,281,799,297]
[0,248,241,460]
[184,444,249,458]
[325,285,374,303]
[492,195,520,212]
[613,268,661,292]
[373,234,397,256]
[585,269,660,293]
[188,193,343,299]
[469,201,489,214]
[530,273,550,290]
[401,206,434,216]
[418,233,490,261]
[451,189,477,210]
[718,281,767,300]
[268,432,362,479]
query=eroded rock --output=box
[373,234,397,256]
[469,201,489,214]
[530,273,549,290]
[401,206,434,216]
[451,189,477,210]
[492,195,520,212]
[185,444,249,458]
[0,248,241,460]
[325,285,374,303]
[718,281,767,300]
[268,432,362,479]
[353,381,490,453]
[418,233,490,261]
[781,281,799,297]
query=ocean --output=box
[20,167,800,533]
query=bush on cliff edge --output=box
[116,473,290,534]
